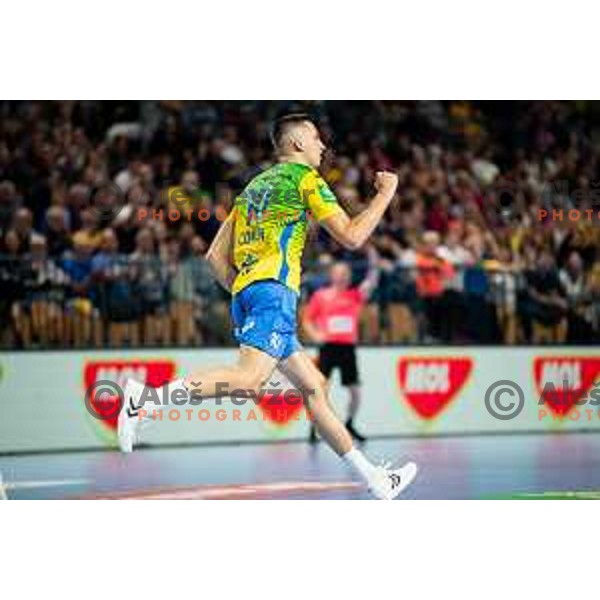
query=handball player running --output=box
[118,114,417,500]
[303,246,379,443]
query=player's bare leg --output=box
[278,350,418,499]
[279,351,353,455]
[183,346,278,399]
[118,346,277,452]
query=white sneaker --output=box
[117,378,146,453]
[368,461,418,500]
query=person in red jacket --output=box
[302,245,379,443]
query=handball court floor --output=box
[2,432,600,500]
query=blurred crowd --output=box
[1,100,600,349]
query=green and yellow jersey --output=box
[230,162,342,295]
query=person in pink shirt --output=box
[302,245,379,443]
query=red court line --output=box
[81,480,363,500]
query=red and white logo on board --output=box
[256,370,308,428]
[533,357,600,417]
[83,360,177,431]
[398,357,473,419]
[257,390,307,427]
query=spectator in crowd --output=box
[525,249,568,344]
[131,227,169,346]
[559,251,590,343]
[73,208,104,250]
[92,228,139,346]
[12,207,36,255]
[65,183,90,231]
[462,232,500,343]
[166,236,197,346]
[44,205,72,257]
[485,245,521,344]
[26,235,69,346]
[374,235,418,343]
[0,229,28,345]
[114,158,144,195]
[438,223,474,340]
[189,234,231,345]
[62,235,100,347]
[584,263,600,337]
[400,231,455,342]
[0,180,21,235]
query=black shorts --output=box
[318,343,360,386]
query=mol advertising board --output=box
[1,347,599,453]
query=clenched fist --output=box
[374,171,398,198]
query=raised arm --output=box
[358,244,380,299]
[320,171,398,251]
[205,212,237,293]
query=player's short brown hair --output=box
[270,113,314,150]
